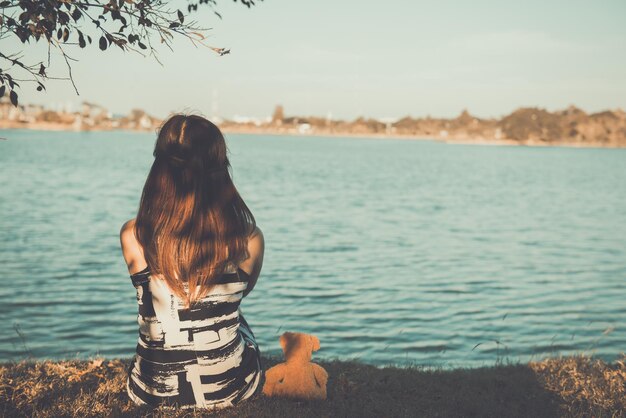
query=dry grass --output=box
[529,354,626,417]
[0,354,624,418]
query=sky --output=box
[4,0,626,120]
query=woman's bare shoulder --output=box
[247,226,264,257]
[120,218,136,235]
[250,225,264,241]
[239,225,264,296]
[120,218,138,248]
[119,218,147,274]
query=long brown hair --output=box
[135,114,255,308]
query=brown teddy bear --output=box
[262,332,328,400]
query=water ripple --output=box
[1,130,625,368]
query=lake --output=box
[1,129,625,368]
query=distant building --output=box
[298,123,311,134]
[272,105,284,126]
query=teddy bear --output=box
[262,331,328,400]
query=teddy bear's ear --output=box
[279,332,293,352]
[310,335,320,352]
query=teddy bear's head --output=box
[279,331,320,363]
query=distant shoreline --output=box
[222,127,626,149]
[1,123,624,149]
[3,101,626,148]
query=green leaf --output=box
[0,85,5,97]
[99,35,107,50]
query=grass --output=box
[1,354,624,418]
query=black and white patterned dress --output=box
[126,263,264,410]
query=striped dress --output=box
[125,263,264,410]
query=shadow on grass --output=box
[2,353,624,417]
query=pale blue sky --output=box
[6,0,626,120]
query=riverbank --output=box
[1,354,624,417]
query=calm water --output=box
[1,129,625,369]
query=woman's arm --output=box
[239,226,265,297]
[119,219,148,275]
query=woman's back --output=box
[120,114,265,409]
[126,261,264,409]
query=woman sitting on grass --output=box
[119,114,265,410]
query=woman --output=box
[119,114,265,410]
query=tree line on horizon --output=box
[3,97,623,146]
[262,105,626,146]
